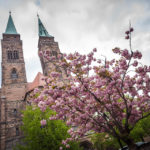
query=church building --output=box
[0,12,63,150]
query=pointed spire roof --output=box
[5,12,18,34]
[38,15,53,37]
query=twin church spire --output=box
[5,12,52,37]
[38,15,53,37]
[0,13,62,150]
[3,12,61,77]
[5,12,18,34]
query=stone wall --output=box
[0,33,27,150]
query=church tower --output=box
[0,12,27,150]
[38,16,66,77]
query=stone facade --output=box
[38,36,67,78]
[0,15,63,150]
[0,33,27,150]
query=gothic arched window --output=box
[7,51,10,59]
[7,51,13,59]
[11,68,18,79]
[14,109,17,115]
[14,51,19,59]
[16,127,19,136]
[7,51,19,60]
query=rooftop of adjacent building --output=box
[27,72,46,92]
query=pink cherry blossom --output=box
[93,48,97,52]
[59,147,63,150]
[125,35,129,39]
[125,31,130,34]
[31,26,150,149]
[130,27,134,32]
[132,60,138,67]
[40,119,47,126]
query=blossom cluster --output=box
[125,27,134,39]
[31,27,150,148]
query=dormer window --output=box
[11,68,18,79]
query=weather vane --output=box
[37,13,39,18]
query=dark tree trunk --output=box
[117,138,123,148]
[140,136,145,142]
[123,138,137,150]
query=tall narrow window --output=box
[10,52,13,59]
[14,109,17,115]
[16,127,19,136]
[11,68,18,79]
[52,51,57,57]
[7,51,10,59]
[14,51,19,59]
[7,51,13,59]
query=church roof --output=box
[27,72,46,92]
[38,15,53,37]
[5,12,18,34]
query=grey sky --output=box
[0,0,150,84]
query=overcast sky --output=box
[0,0,150,84]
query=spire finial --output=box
[129,20,131,28]
[37,13,39,18]
[9,11,11,15]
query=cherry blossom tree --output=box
[32,26,150,150]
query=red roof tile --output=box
[27,72,46,92]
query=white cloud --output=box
[0,0,150,85]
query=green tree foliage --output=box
[91,133,120,150]
[91,116,150,150]
[130,115,150,142]
[15,106,82,150]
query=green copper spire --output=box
[5,12,18,34]
[38,15,52,37]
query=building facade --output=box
[0,12,62,150]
